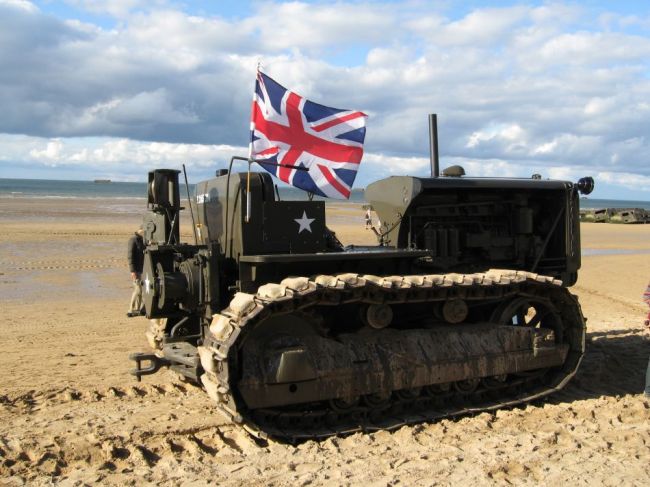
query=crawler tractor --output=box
[129,118,594,441]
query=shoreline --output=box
[2,192,650,207]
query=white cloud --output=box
[530,4,582,25]
[0,132,601,188]
[466,124,526,149]
[245,2,393,51]
[0,1,649,198]
[437,6,528,46]
[538,31,650,66]
[532,140,557,155]
[584,97,617,116]
[121,9,249,69]
[105,89,198,125]
[64,0,144,18]
[361,153,429,176]
[29,139,64,161]
[0,0,37,12]
[597,171,650,192]
[8,134,242,167]
[547,166,575,180]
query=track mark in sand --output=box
[2,395,649,485]
[0,257,123,272]
[2,230,193,239]
[0,383,194,413]
[0,418,265,482]
[573,284,646,313]
[1,230,133,237]
[0,379,264,481]
[486,460,532,482]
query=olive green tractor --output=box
[129,118,594,441]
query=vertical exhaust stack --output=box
[429,114,440,178]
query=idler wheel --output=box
[454,378,480,394]
[442,299,469,324]
[491,296,562,342]
[366,304,393,329]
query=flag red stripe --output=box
[318,164,350,198]
[278,147,302,182]
[312,111,366,132]
[256,147,279,157]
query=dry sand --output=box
[0,197,649,486]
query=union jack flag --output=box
[250,71,367,199]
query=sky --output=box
[1,0,650,200]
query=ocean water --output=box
[0,177,366,203]
[579,198,650,210]
[1,177,648,209]
[0,178,148,199]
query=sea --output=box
[1,177,649,209]
[0,178,368,203]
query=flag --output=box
[250,71,367,199]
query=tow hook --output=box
[128,352,170,382]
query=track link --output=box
[198,269,586,442]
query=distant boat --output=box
[94,179,112,183]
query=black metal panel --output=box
[255,201,327,254]
[194,171,331,258]
[365,175,580,284]
[417,177,570,191]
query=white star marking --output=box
[144,274,151,294]
[294,211,315,234]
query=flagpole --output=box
[245,66,261,223]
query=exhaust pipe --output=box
[429,114,439,178]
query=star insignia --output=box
[294,210,315,234]
[143,274,151,294]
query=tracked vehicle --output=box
[129,118,594,441]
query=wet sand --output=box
[0,197,649,485]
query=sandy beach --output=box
[1,196,649,486]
